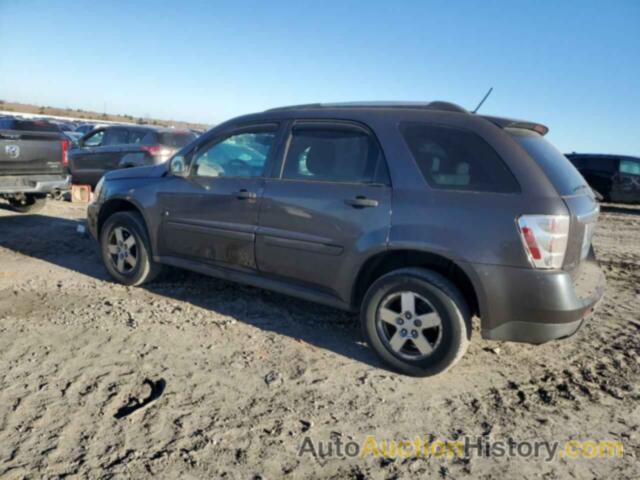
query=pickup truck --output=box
[0,117,71,213]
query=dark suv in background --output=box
[86,102,605,376]
[566,153,640,203]
[69,125,196,186]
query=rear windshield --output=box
[159,132,196,148]
[508,128,588,196]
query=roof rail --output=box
[266,101,469,114]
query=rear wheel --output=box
[8,195,46,213]
[361,268,471,376]
[100,211,162,286]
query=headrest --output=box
[306,140,336,178]
[456,162,469,175]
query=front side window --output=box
[192,130,276,178]
[282,125,385,184]
[401,123,519,193]
[620,159,640,176]
[83,130,105,147]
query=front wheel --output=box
[361,268,471,377]
[100,211,162,286]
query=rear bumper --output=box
[0,175,71,194]
[468,251,605,344]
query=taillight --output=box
[141,145,162,155]
[60,139,69,167]
[516,215,570,269]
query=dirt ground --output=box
[0,200,638,479]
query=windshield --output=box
[508,128,588,196]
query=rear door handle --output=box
[236,189,257,200]
[346,196,379,208]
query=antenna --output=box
[472,87,493,114]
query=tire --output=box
[360,268,471,377]
[100,211,162,286]
[8,195,46,213]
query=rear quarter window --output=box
[508,128,588,196]
[400,123,519,193]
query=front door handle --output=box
[346,196,379,208]
[236,189,257,200]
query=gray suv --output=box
[87,102,605,376]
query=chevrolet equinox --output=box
[87,102,605,376]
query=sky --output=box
[1,0,639,155]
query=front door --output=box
[158,124,281,271]
[256,120,392,300]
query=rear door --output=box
[157,123,282,271]
[99,127,130,172]
[613,158,640,202]
[584,157,617,198]
[69,128,107,185]
[256,120,392,301]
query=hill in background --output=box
[0,99,209,131]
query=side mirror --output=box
[170,155,188,177]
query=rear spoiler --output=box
[479,115,549,136]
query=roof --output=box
[566,153,639,161]
[267,101,468,113]
[265,100,550,135]
[102,124,191,134]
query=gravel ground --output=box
[0,200,638,479]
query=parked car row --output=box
[0,114,201,211]
[87,101,606,376]
[69,125,197,187]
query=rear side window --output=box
[103,128,129,146]
[282,124,387,184]
[129,129,152,144]
[620,159,640,176]
[400,123,519,193]
[159,132,197,148]
[508,128,588,196]
[577,156,618,172]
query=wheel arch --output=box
[352,248,482,319]
[97,198,153,250]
